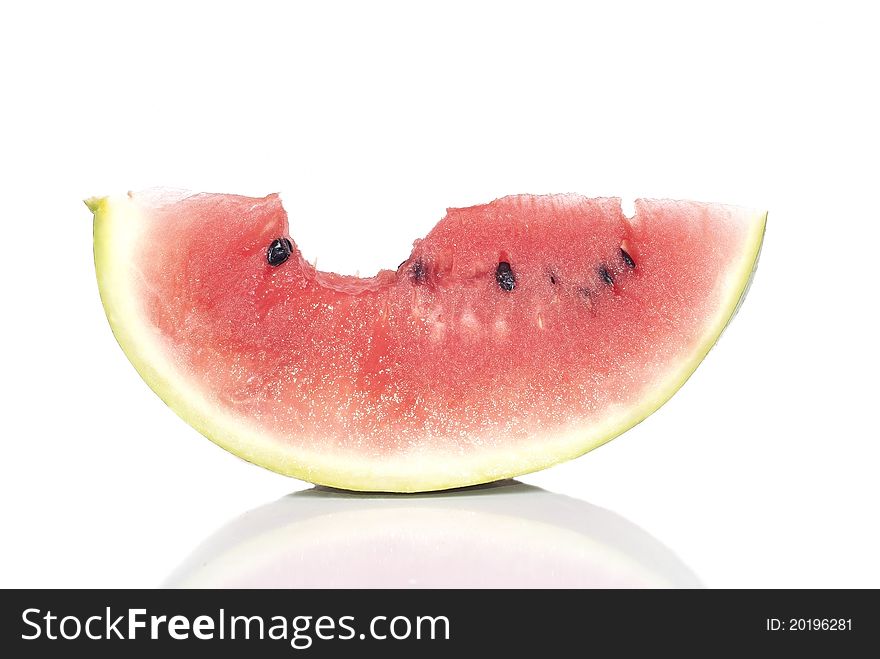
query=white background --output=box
[1,1,878,588]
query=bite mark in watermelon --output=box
[88,190,765,492]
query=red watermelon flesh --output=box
[89,190,765,492]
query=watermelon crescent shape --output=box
[88,190,765,492]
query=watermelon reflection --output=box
[165,481,700,588]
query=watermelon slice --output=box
[88,190,765,492]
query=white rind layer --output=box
[91,192,766,492]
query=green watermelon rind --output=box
[90,193,766,492]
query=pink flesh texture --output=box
[139,193,747,457]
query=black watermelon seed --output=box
[620,248,636,269]
[267,238,293,266]
[496,262,516,291]
[409,259,427,283]
[599,266,614,286]
[549,271,557,285]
